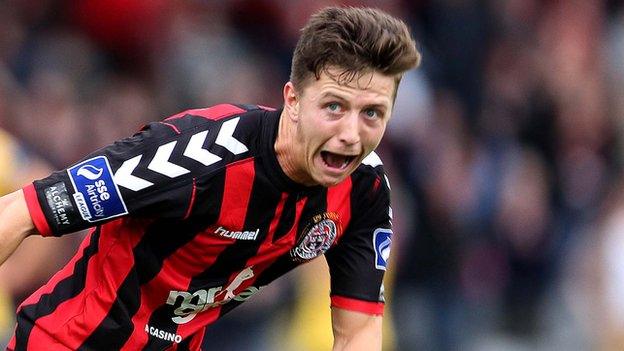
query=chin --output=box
[321,180,342,187]
[316,174,349,187]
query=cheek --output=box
[363,125,386,149]
[295,117,321,155]
[299,114,326,142]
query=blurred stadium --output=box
[1,0,624,350]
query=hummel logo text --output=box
[214,226,259,240]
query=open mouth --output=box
[320,151,356,170]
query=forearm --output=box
[0,190,37,267]
[332,308,382,351]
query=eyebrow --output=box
[320,92,349,103]
[319,92,390,110]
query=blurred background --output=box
[1,0,624,350]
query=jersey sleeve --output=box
[23,104,255,237]
[325,161,392,315]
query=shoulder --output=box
[352,151,388,183]
[133,103,276,159]
[350,151,391,201]
[160,103,271,134]
[83,103,277,196]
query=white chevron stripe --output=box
[114,155,154,191]
[183,130,222,166]
[216,117,248,155]
[384,174,391,190]
[148,141,190,178]
[362,151,383,167]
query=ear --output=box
[283,82,300,121]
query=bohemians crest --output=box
[290,212,340,262]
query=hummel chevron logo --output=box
[114,155,154,191]
[183,130,221,166]
[148,141,191,178]
[216,118,248,155]
[114,117,247,191]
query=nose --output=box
[337,112,360,146]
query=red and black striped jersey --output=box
[11,104,393,351]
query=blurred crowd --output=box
[1,0,624,350]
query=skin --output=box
[275,67,396,187]
[0,191,36,268]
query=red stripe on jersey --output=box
[188,327,205,350]
[269,194,307,248]
[22,183,53,237]
[159,122,181,134]
[372,176,381,193]
[247,194,307,264]
[183,178,197,220]
[331,295,384,315]
[217,158,255,230]
[265,193,288,242]
[165,104,246,121]
[327,177,353,241]
[6,327,16,350]
[257,105,276,111]
[27,219,147,350]
[173,308,221,349]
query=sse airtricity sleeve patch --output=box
[373,228,392,270]
[67,156,128,222]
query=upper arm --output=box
[331,307,382,351]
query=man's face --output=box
[284,68,395,187]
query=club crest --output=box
[291,212,340,262]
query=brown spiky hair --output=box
[290,6,421,95]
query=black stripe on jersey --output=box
[77,271,139,350]
[142,157,282,350]
[271,193,298,243]
[349,167,386,227]
[177,337,192,351]
[14,227,101,351]
[218,188,329,318]
[78,172,226,350]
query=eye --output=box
[363,108,380,119]
[327,102,341,113]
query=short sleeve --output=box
[23,105,256,236]
[325,162,392,315]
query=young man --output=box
[0,6,420,350]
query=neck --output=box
[275,110,315,186]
